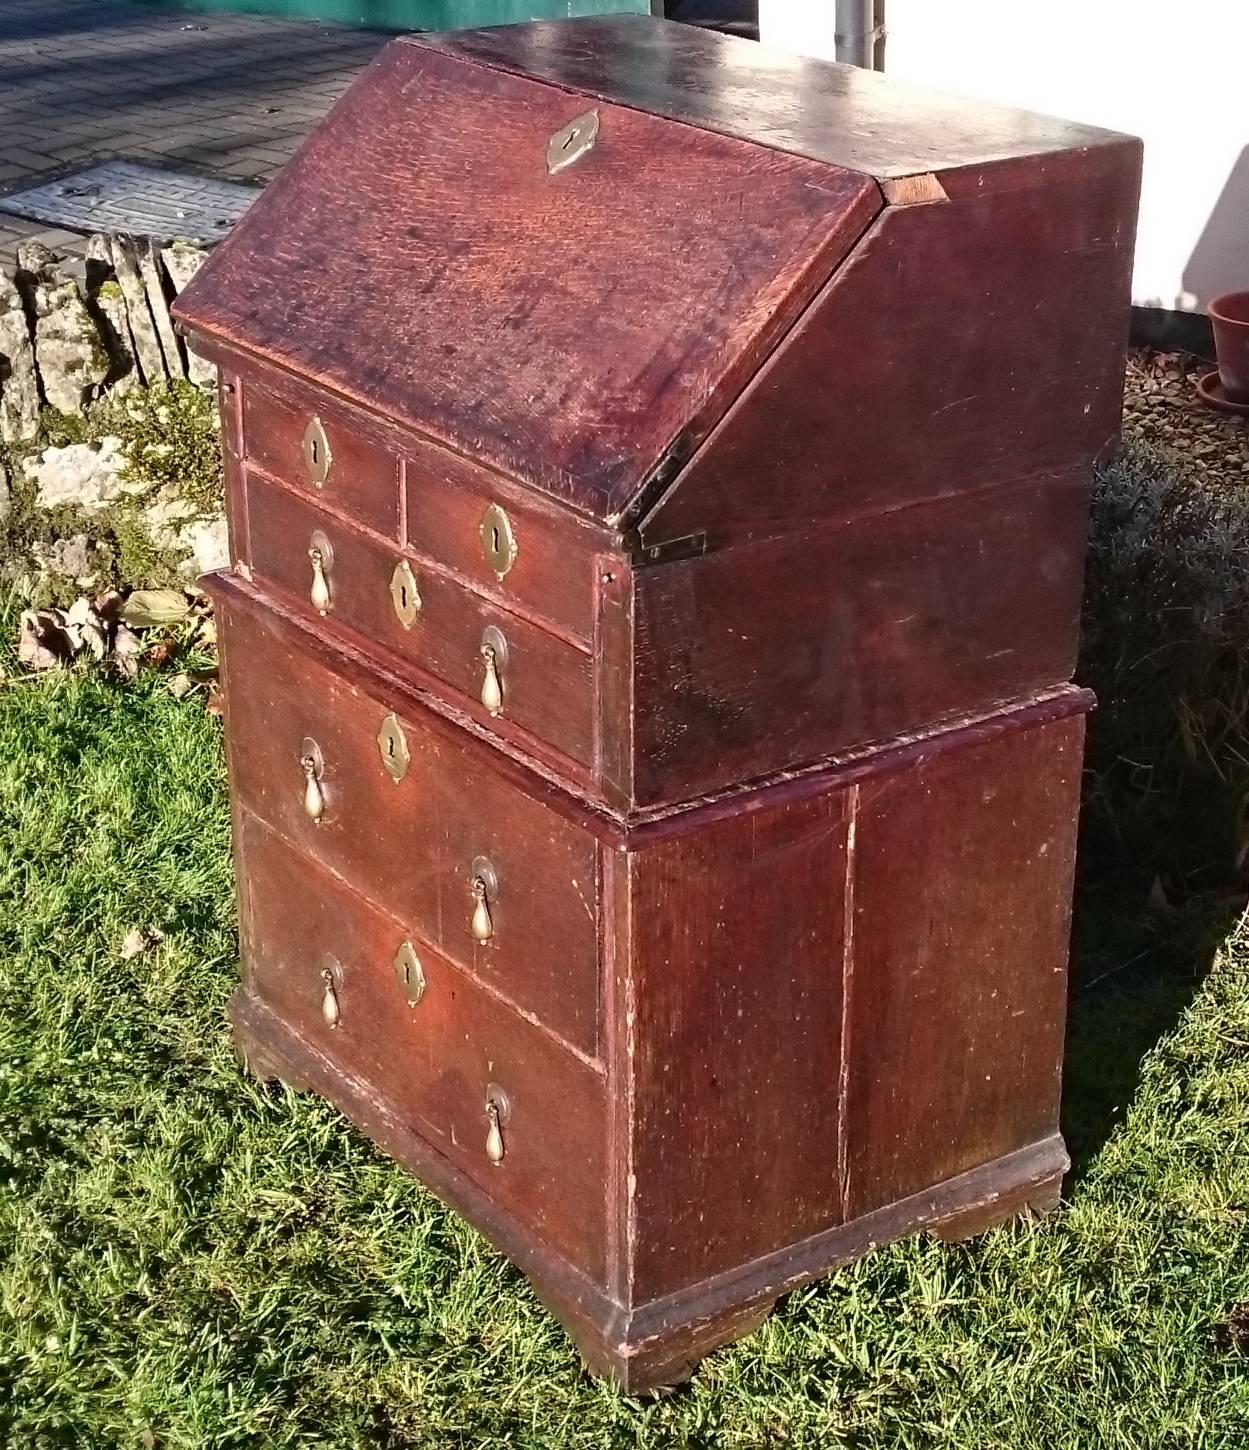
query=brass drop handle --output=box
[320,968,340,1028]
[308,545,331,615]
[480,644,502,716]
[300,738,325,823]
[470,875,493,943]
[485,1085,510,1165]
[479,625,508,717]
[301,754,323,822]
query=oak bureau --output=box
[172,15,1141,1389]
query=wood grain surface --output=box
[621,793,852,1300]
[236,812,608,1279]
[173,38,878,521]
[425,17,1129,180]
[843,714,1084,1216]
[217,587,601,1057]
[245,470,598,771]
[640,141,1141,548]
[627,474,1090,805]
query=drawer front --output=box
[219,591,600,1057]
[242,377,400,537]
[403,432,600,642]
[246,471,596,771]
[237,812,607,1281]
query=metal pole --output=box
[835,0,882,68]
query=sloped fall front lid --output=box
[173,30,879,524]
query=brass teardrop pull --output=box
[320,968,340,1028]
[470,875,493,943]
[301,753,324,822]
[480,644,502,716]
[485,1101,504,1163]
[308,545,331,615]
[479,625,507,717]
[484,1085,509,1165]
[300,737,325,822]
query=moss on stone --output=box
[0,379,221,599]
[116,381,223,519]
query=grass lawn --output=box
[1,646,1248,1447]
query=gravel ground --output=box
[1123,349,1249,481]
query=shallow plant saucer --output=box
[1197,370,1249,417]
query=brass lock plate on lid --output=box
[377,712,410,783]
[546,110,599,175]
[302,415,332,486]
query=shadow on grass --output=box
[1061,867,1242,1181]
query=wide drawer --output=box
[244,470,596,772]
[217,588,601,1057]
[242,377,400,538]
[236,811,607,1281]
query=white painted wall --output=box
[758,0,1249,313]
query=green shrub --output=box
[1079,439,1249,887]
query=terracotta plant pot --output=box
[1209,291,1249,403]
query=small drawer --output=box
[219,588,600,1057]
[403,432,601,642]
[242,378,399,537]
[245,470,595,771]
[237,812,607,1281]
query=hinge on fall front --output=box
[636,531,708,567]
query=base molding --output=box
[233,990,1067,1392]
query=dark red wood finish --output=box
[243,376,401,538]
[844,715,1084,1217]
[235,811,608,1277]
[215,574,1086,1387]
[173,38,878,517]
[625,474,1089,803]
[243,470,598,772]
[622,794,852,1300]
[177,17,1141,1391]
[426,16,1127,180]
[638,144,1141,548]
[217,590,601,1058]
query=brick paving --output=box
[0,0,389,265]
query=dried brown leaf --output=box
[121,589,191,629]
[17,610,75,672]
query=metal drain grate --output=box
[0,160,260,245]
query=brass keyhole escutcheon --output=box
[546,109,600,175]
[390,559,421,629]
[376,712,410,784]
[393,940,425,1006]
[308,530,334,615]
[302,415,332,486]
[300,736,325,822]
[479,503,517,580]
[484,1084,510,1165]
[320,966,341,1028]
[479,625,508,717]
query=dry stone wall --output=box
[0,233,213,444]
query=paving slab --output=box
[0,0,389,266]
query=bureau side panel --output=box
[631,474,1086,805]
[843,713,1084,1219]
[624,793,851,1303]
[640,140,1141,548]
